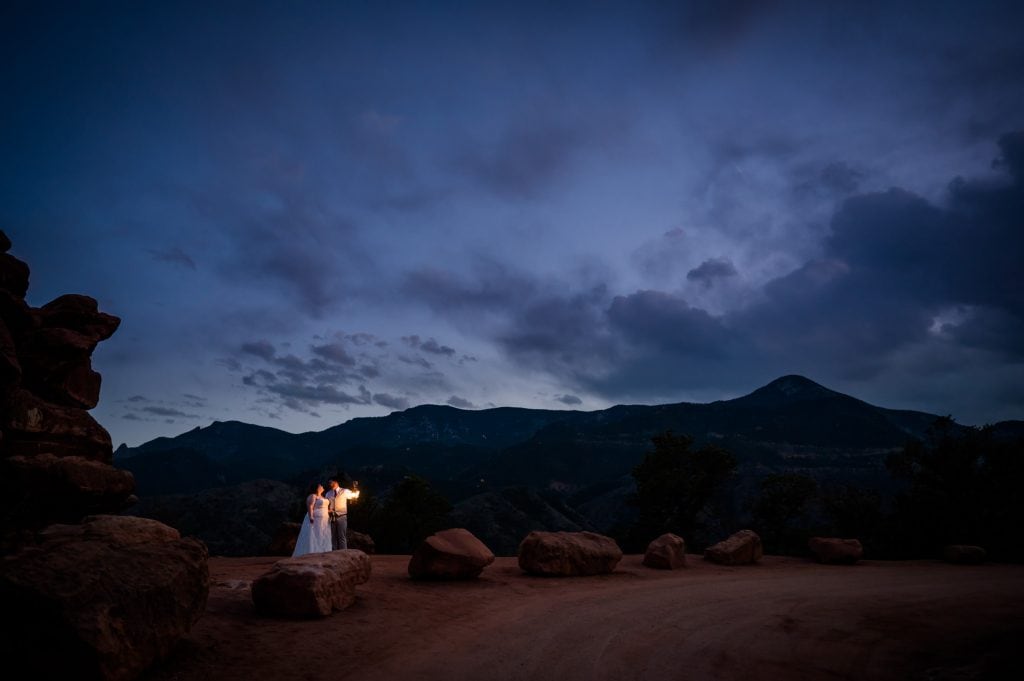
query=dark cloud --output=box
[263,382,372,409]
[373,392,409,410]
[608,290,733,357]
[555,394,582,406]
[686,258,738,288]
[311,342,357,366]
[148,247,196,269]
[140,406,199,418]
[453,119,592,199]
[447,395,475,409]
[402,335,456,357]
[241,340,276,361]
[402,262,536,313]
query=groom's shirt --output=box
[327,487,359,515]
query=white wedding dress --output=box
[292,494,332,557]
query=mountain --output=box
[115,375,1008,556]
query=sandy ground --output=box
[140,554,1024,681]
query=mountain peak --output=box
[730,375,844,407]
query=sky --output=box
[3,0,1023,448]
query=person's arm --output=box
[344,488,360,500]
[307,495,316,523]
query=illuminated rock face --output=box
[517,530,623,576]
[252,549,372,617]
[704,529,763,565]
[643,532,687,569]
[408,527,496,580]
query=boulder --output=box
[2,454,136,535]
[643,532,687,569]
[252,549,371,618]
[518,530,622,576]
[408,527,495,580]
[704,529,763,565]
[0,515,209,681]
[808,537,863,564]
[348,529,376,554]
[943,544,987,565]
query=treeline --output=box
[618,418,1024,562]
[315,416,1024,561]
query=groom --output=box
[325,474,360,550]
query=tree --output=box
[369,474,452,554]
[886,416,1024,560]
[749,473,818,555]
[628,431,737,550]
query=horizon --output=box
[118,372,1017,449]
[5,2,1023,448]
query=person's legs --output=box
[330,516,342,550]
[337,514,348,550]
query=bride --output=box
[292,482,332,557]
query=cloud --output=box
[373,392,409,410]
[140,406,199,418]
[447,395,475,409]
[402,335,456,357]
[311,342,357,366]
[452,118,592,199]
[555,394,582,406]
[148,247,196,269]
[241,341,276,361]
[686,258,738,288]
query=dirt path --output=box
[142,555,1024,681]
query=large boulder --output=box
[252,549,371,618]
[643,532,687,569]
[348,529,376,554]
[408,527,495,580]
[2,454,136,536]
[0,515,209,681]
[704,529,763,565]
[808,537,863,565]
[518,530,622,576]
[943,544,987,565]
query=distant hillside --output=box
[116,374,1007,556]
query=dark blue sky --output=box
[4,0,1023,447]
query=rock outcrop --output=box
[808,537,863,565]
[408,527,495,580]
[0,515,209,681]
[943,544,987,564]
[643,532,687,569]
[518,530,623,576]
[1,232,132,548]
[704,529,763,565]
[251,549,372,618]
[0,231,210,681]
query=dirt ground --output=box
[140,554,1024,681]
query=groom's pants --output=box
[330,513,348,550]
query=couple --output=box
[291,475,360,558]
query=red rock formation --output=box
[0,231,209,681]
[808,537,864,565]
[1,231,133,548]
[408,527,496,580]
[643,532,687,569]
[703,529,763,565]
[0,515,209,681]
[251,549,372,617]
[517,530,623,576]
